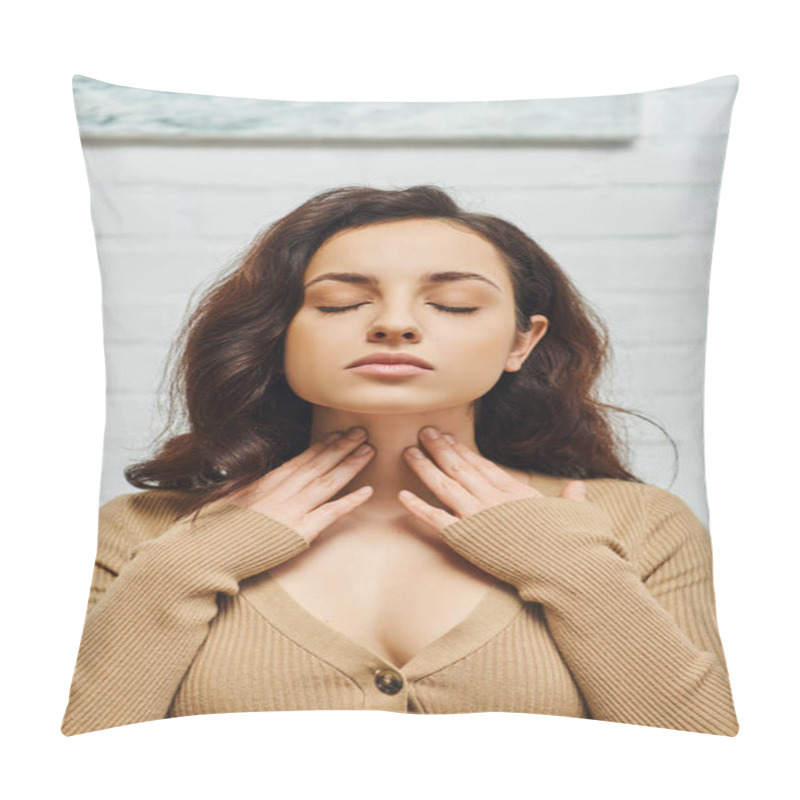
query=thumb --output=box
[560,480,589,502]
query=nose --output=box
[366,305,421,343]
[367,323,420,343]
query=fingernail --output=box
[323,431,343,443]
[407,446,425,459]
[442,433,456,444]
[346,427,367,439]
[421,426,439,439]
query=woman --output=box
[61,185,739,736]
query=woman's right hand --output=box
[225,426,375,544]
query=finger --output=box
[403,446,482,516]
[295,442,376,508]
[415,429,497,499]
[270,429,369,497]
[398,490,459,532]
[250,430,347,491]
[439,434,524,491]
[296,485,374,542]
[559,480,589,502]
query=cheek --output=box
[283,319,335,373]
[282,324,341,403]
[447,317,516,364]
[436,322,517,398]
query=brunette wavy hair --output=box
[126,184,674,512]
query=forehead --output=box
[304,218,511,287]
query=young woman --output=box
[61,185,739,736]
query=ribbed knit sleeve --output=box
[438,489,739,736]
[61,494,309,736]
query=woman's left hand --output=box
[398,426,589,533]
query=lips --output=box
[346,352,434,369]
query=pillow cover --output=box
[61,74,740,737]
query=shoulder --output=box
[590,478,712,571]
[97,489,199,572]
[527,472,708,568]
[585,478,698,524]
[527,471,694,523]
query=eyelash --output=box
[316,303,479,315]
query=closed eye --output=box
[316,303,479,314]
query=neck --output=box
[309,407,478,521]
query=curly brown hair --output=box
[126,184,672,513]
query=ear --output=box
[504,315,548,372]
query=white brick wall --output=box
[77,78,737,523]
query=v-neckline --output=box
[237,470,546,681]
[238,571,523,681]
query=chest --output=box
[264,517,504,669]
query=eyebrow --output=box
[304,271,502,291]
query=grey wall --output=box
[73,76,738,522]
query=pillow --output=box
[62,74,740,737]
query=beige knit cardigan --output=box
[61,472,739,737]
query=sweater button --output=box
[374,668,404,695]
